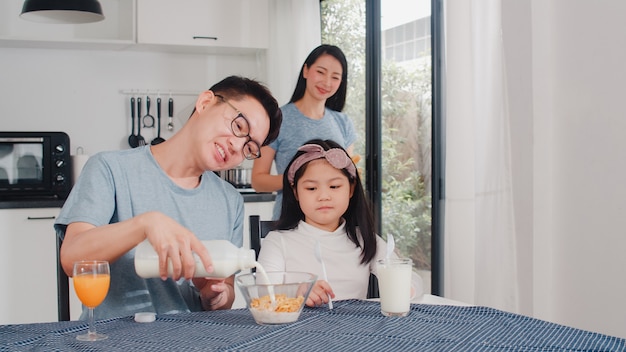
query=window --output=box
[321,0,440,294]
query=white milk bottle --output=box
[134,239,256,278]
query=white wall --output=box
[266,0,321,105]
[0,47,266,156]
[447,0,626,338]
[531,0,626,338]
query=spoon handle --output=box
[386,233,396,259]
[315,241,333,310]
[320,261,333,309]
[321,268,333,309]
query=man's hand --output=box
[193,276,236,311]
[140,211,213,280]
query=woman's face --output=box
[294,159,354,232]
[302,54,343,102]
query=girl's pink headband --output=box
[287,144,357,183]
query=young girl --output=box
[257,139,388,307]
[251,45,357,220]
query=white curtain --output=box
[444,0,520,312]
[266,0,321,105]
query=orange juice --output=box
[73,273,110,308]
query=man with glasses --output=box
[214,94,262,160]
[55,76,282,320]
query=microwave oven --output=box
[0,131,72,200]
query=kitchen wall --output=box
[0,0,321,161]
[0,47,266,156]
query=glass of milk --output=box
[376,258,413,317]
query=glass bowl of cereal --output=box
[236,271,317,325]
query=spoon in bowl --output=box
[314,240,333,309]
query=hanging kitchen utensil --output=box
[128,97,139,148]
[151,97,166,145]
[167,97,174,131]
[136,97,146,146]
[142,96,155,128]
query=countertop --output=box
[0,192,274,209]
[240,191,275,203]
[0,199,66,209]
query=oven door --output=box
[0,132,71,200]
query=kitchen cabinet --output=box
[0,0,135,50]
[0,208,60,324]
[0,207,82,323]
[137,0,268,53]
[0,0,269,54]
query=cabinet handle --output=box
[27,216,56,220]
[193,36,218,40]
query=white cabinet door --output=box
[0,208,60,324]
[137,0,268,49]
[0,0,135,49]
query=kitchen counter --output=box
[0,192,274,209]
[0,199,65,209]
[240,192,275,203]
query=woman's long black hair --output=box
[274,139,377,264]
[289,45,348,112]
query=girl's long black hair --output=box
[274,139,377,264]
[289,45,348,112]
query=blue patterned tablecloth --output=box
[1,299,624,351]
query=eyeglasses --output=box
[215,94,262,160]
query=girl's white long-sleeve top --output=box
[257,220,389,300]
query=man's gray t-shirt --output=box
[55,146,244,320]
[269,103,356,219]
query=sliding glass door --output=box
[321,0,436,293]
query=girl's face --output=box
[302,54,343,102]
[294,159,354,232]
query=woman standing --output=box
[252,45,357,220]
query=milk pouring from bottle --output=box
[134,239,256,278]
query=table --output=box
[412,293,472,306]
[1,299,623,351]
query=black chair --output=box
[249,215,274,260]
[56,236,70,321]
[367,270,380,299]
[248,215,379,298]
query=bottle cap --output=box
[134,312,156,323]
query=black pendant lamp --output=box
[20,0,105,24]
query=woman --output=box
[251,45,357,220]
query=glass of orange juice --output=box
[73,260,110,341]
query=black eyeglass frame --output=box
[214,94,262,160]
